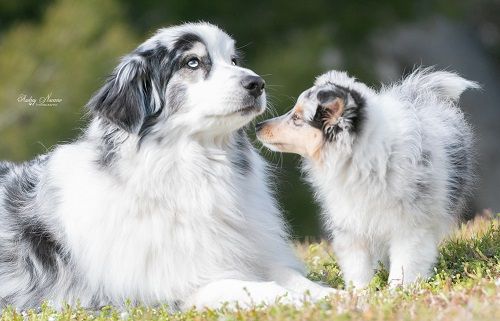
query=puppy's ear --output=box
[87,56,150,133]
[312,92,346,132]
[313,89,361,140]
[318,97,345,126]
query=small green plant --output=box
[368,262,389,291]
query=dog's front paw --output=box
[182,279,306,311]
[301,284,346,302]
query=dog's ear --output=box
[313,91,346,129]
[313,89,361,140]
[87,56,151,133]
[319,97,345,126]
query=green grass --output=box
[1,214,499,321]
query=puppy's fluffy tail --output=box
[399,67,480,102]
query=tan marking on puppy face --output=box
[256,103,324,160]
[294,104,304,115]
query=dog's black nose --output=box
[242,75,265,98]
[255,121,265,132]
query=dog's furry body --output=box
[257,69,478,287]
[0,23,331,310]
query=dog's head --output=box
[256,71,367,160]
[87,23,266,139]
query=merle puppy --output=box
[257,69,478,287]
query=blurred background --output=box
[0,0,499,238]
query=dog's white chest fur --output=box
[48,141,270,304]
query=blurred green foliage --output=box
[0,0,497,237]
[0,0,136,159]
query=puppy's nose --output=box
[317,89,336,103]
[241,75,265,98]
[255,121,265,132]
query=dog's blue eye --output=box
[187,58,200,69]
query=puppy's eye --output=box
[231,58,238,66]
[186,58,200,69]
[291,113,302,125]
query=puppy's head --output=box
[87,22,266,139]
[256,71,366,160]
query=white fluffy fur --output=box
[47,133,325,308]
[0,22,334,310]
[302,69,478,287]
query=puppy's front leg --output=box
[333,230,375,288]
[388,228,438,286]
[182,279,301,310]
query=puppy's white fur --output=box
[257,68,477,288]
[306,69,477,287]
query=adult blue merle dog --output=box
[0,23,333,311]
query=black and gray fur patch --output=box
[135,43,177,142]
[0,161,11,181]
[445,134,474,220]
[230,129,252,176]
[136,33,211,141]
[0,155,70,308]
[87,57,147,132]
[96,123,125,167]
[309,85,366,142]
[3,157,66,267]
[88,32,209,136]
[165,33,212,80]
[89,32,215,162]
